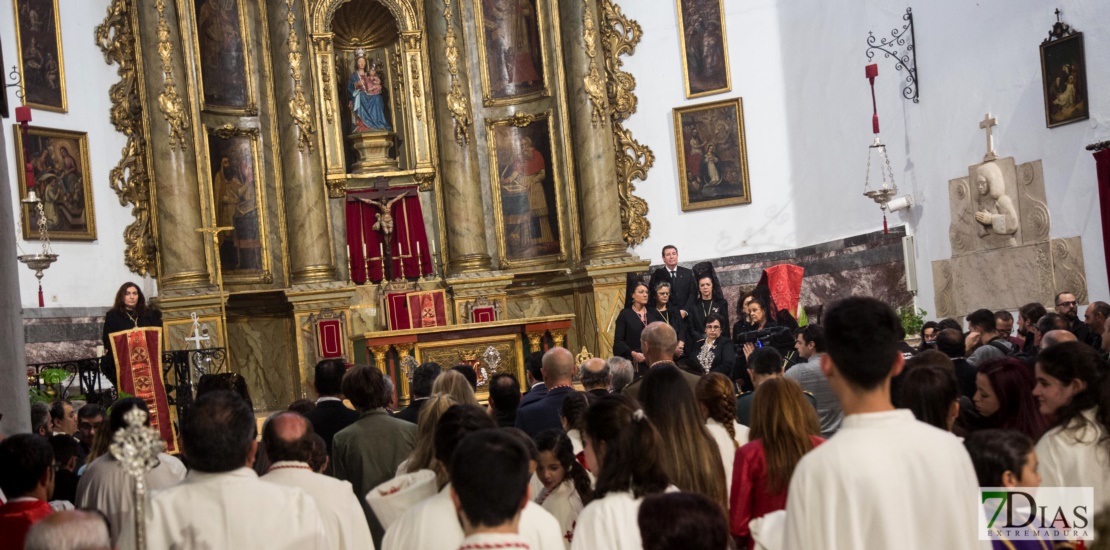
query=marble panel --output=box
[932,242,1056,318]
[1016,161,1051,245]
[26,340,99,364]
[226,317,297,411]
[1051,237,1088,304]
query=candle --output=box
[380,242,386,277]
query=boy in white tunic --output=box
[381,405,563,550]
[782,297,989,550]
[452,430,536,550]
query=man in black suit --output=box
[517,351,547,409]
[303,359,359,455]
[579,357,611,398]
[396,362,442,423]
[514,348,577,438]
[648,244,697,317]
[487,373,521,427]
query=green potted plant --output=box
[898,305,927,346]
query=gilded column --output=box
[558,0,627,260]
[136,0,208,288]
[266,0,336,284]
[425,0,493,274]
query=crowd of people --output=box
[1,254,1109,549]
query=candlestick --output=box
[346,244,353,283]
[416,241,424,281]
[380,242,386,280]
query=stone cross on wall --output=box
[979,113,998,162]
[933,116,1087,319]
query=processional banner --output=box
[109,327,178,453]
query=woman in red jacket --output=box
[729,377,824,549]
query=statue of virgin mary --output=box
[347,49,391,132]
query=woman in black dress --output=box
[647,281,687,358]
[101,282,162,385]
[689,274,730,342]
[689,313,737,379]
[613,281,650,370]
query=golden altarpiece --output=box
[94,0,655,408]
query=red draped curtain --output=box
[345,187,433,284]
[1095,149,1110,288]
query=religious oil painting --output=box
[474,0,549,105]
[673,98,751,212]
[205,126,267,280]
[1040,33,1088,128]
[676,0,730,99]
[487,112,565,267]
[12,0,67,111]
[194,0,254,113]
[13,126,96,240]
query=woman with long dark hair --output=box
[614,281,651,368]
[973,358,1049,440]
[571,395,670,550]
[730,377,823,549]
[1033,342,1110,512]
[100,282,162,384]
[640,365,728,514]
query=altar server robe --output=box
[75,452,186,545]
[570,490,651,550]
[536,481,583,549]
[382,483,563,550]
[120,467,330,550]
[262,461,375,550]
[458,532,533,550]
[782,410,989,550]
[706,417,750,497]
[1035,407,1110,512]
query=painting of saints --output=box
[481,0,545,99]
[14,0,66,110]
[493,119,561,262]
[678,0,730,97]
[15,128,96,240]
[195,0,249,109]
[1040,33,1088,128]
[673,98,750,211]
[210,137,262,273]
[347,50,391,132]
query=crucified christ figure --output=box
[358,191,408,238]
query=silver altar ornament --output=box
[110,407,165,550]
[697,343,715,375]
[481,345,500,385]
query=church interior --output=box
[1,0,1108,426]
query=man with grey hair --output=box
[514,347,577,438]
[1041,329,1078,349]
[607,356,634,393]
[383,374,397,413]
[622,322,701,401]
[30,402,51,437]
[1083,301,1110,350]
[23,510,111,550]
[579,357,610,397]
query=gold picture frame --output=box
[673,97,751,211]
[471,0,551,107]
[485,110,567,269]
[13,125,97,240]
[413,333,525,403]
[190,0,259,115]
[675,0,731,99]
[12,0,67,112]
[1040,32,1089,128]
[201,124,273,284]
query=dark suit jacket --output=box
[736,388,817,427]
[395,397,428,424]
[303,399,359,454]
[952,358,978,400]
[515,386,574,438]
[690,336,738,380]
[519,382,548,410]
[586,388,610,398]
[650,265,697,314]
[622,362,700,403]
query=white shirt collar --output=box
[316,396,342,404]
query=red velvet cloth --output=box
[0,499,54,549]
[729,436,824,549]
[1094,149,1110,289]
[758,264,805,317]
[345,188,433,284]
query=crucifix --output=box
[196,225,233,345]
[979,113,998,162]
[184,312,211,350]
[357,191,409,280]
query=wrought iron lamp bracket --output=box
[866,7,919,103]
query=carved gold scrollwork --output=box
[286,0,317,152]
[212,124,261,139]
[509,112,538,127]
[96,0,157,276]
[415,170,436,191]
[390,49,406,120]
[154,0,190,150]
[443,0,472,145]
[582,0,606,127]
[326,177,347,198]
[313,36,335,123]
[599,0,652,246]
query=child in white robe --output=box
[534,430,594,548]
[571,395,673,550]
